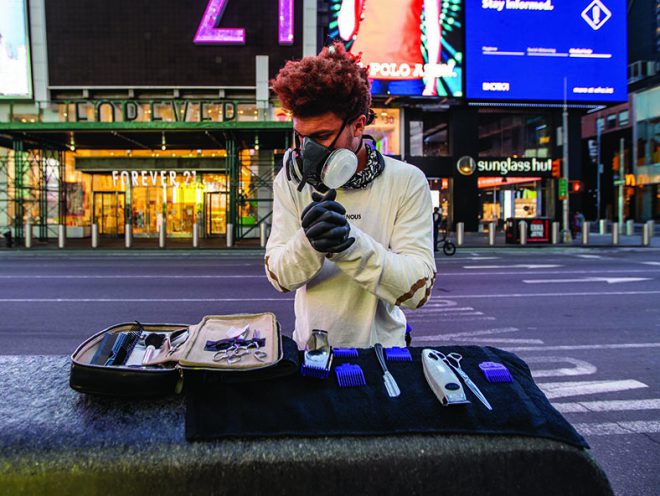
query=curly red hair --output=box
[271,42,372,122]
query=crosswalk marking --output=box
[553,399,660,413]
[573,420,660,436]
[538,380,648,399]
[526,357,597,378]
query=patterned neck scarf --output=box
[343,143,385,190]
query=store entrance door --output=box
[205,192,228,236]
[93,192,125,237]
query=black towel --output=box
[185,341,587,449]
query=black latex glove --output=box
[300,189,356,253]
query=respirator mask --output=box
[284,119,359,193]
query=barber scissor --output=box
[213,342,268,364]
[436,352,493,411]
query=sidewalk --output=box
[1,230,658,255]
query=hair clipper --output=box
[422,349,470,406]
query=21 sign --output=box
[194,0,294,45]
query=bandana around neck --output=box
[343,143,385,190]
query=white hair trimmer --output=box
[422,349,470,406]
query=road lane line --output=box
[0,275,266,278]
[553,399,660,413]
[0,298,295,302]
[463,264,561,269]
[507,343,660,352]
[3,269,659,278]
[415,307,476,312]
[416,327,520,338]
[573,421,660,436]
[538,380,648,399]
[413,337,545,344]
[523,277,650,284]
[2,292,659,302]
[430,291,660,298]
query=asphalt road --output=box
[1,246,658,496]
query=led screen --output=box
[0,0,32,99]
[45,0,302,87]
[325,0,464,98]
[466,0,627,102]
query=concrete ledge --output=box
[0,356,614,496]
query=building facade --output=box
[0,0,635,245]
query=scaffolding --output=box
[0,140,65,243]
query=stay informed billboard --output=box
[325,0,464,98]
[0,0,32,99]
[465,0,627,103]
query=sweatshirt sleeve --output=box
[264,171,326,293]
[328,168,437,309]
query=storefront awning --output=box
[0,121,292,151]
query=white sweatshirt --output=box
[264,154,437,349]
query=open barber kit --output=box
[70,313,283,397]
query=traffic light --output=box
[569,180,583,193]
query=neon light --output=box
[279,0,294,45]
[194,0,245,45]
[194,0,295,45]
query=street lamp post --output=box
[562,78,571,242]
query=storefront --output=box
[1,100,402,240]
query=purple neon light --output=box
[194,0,245,45]
[279,0,294,45]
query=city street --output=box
[1,246,658,496]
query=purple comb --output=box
[334,347,358,358]
[335,363,366,387]
[385,346,412,362]
[479,362,513,383]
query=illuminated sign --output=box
[194,0,294,45]
[0,0,32,99]
[45,1,302,87]
[112,170,198,188]
[466,0,627,102]
[325,0,464,98]
[477,157,553,177]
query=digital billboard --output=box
[325,0,464,98]
[0,0,32,99]
[466,0,627,102]
[45,0,302,87]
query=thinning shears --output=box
[436,352,493,411]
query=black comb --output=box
[104,321,144,366]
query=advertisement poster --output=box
[466,0,627,102]
[0,0,32,98]
[326,0,464,97]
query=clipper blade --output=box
[479,362,513,383]
[385,346,412,362]
[333,347,358,358]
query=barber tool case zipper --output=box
[70,313,283,397]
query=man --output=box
[432,207,441,252]
[265,43,436,349]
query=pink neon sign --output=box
[194,0,294,45]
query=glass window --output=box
[478,114,550,158]
[607,114,617,129]
[367,108,400,155]
[409,113,450,157]
[618,110,629,126]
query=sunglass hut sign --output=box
[477,158,552,177]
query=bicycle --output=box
[436,223,456,256]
